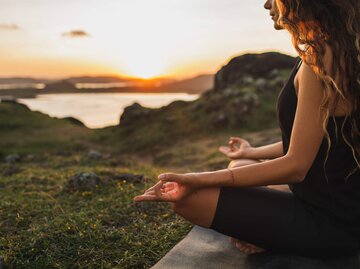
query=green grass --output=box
[0,102,92,156]
[0,158,192,268]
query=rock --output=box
[4,154,20,164]
[214,52,296,91]
[269,68,280,78]
[242,92,259,105]
[254,78,267,89]
[68,172,101,190]
[63,117,85,127]
[223,87,240,97]
[88,149,102,160]
[119,102,153,126]
[242,75,254,84]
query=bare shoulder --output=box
[293,44,350,116]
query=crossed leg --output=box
[168,158,290,254]
[227,158,290,253]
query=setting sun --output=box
[121,54,167,79]
[0,0,294,79]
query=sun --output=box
[123,56,167,79]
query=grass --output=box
[0,156,192,268]
[0,102,92,156]
[0,96,283,268]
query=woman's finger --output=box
[163,182,176,192]
[153,180,165,196]
[158,173,183,183]
[219,146,230,154]
[134,194,160,202]
[145,185,156,193]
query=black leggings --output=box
[209,186,360,258]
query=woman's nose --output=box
[264,0,272,10]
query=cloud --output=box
[61,30,91,38]
[0,23,20,31]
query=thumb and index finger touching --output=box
[229,137,246,144]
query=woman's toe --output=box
[230,237,266,254]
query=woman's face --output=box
[264,0,284,30]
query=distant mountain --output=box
[67,76,130,84]
[43,80,77,91]
[67,76,176,85]
[158,74,214,94]
[0,74,213,95]
[0,77,50,84]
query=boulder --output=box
[4,154,20,164]
[88,149,102,160]
[214,52,296,91]
[119,102,153,126]
[68,172,101,190]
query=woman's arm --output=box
[243,141,284,160]
[194,60,329,188]
[197,154,302,187]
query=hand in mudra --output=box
[133,173,198,203]
[219,137,253,160]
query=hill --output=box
[0,101,90,156]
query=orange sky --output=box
[0,0,296,80]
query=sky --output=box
[0,0,296,80]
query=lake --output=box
[18,93,199,129]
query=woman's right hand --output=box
[218,137,254,160]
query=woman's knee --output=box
[168,188,221,228]
[169,201,186,215]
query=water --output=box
[0,82,138,90]
[0,83,45,90]
[18,93,199,129]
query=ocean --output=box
[17,92,199,129]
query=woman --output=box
[134,0,360,258]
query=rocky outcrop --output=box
[119,102,153,126]
[68,172,101,191]
[214,52,295,91]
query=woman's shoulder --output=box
[295,45,354,117]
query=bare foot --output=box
[230,237,266,254]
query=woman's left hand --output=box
[133,172,201,203]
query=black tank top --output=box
[276,57,360,235]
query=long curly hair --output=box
[276,0,360,181]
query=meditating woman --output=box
[134,0,360,258]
